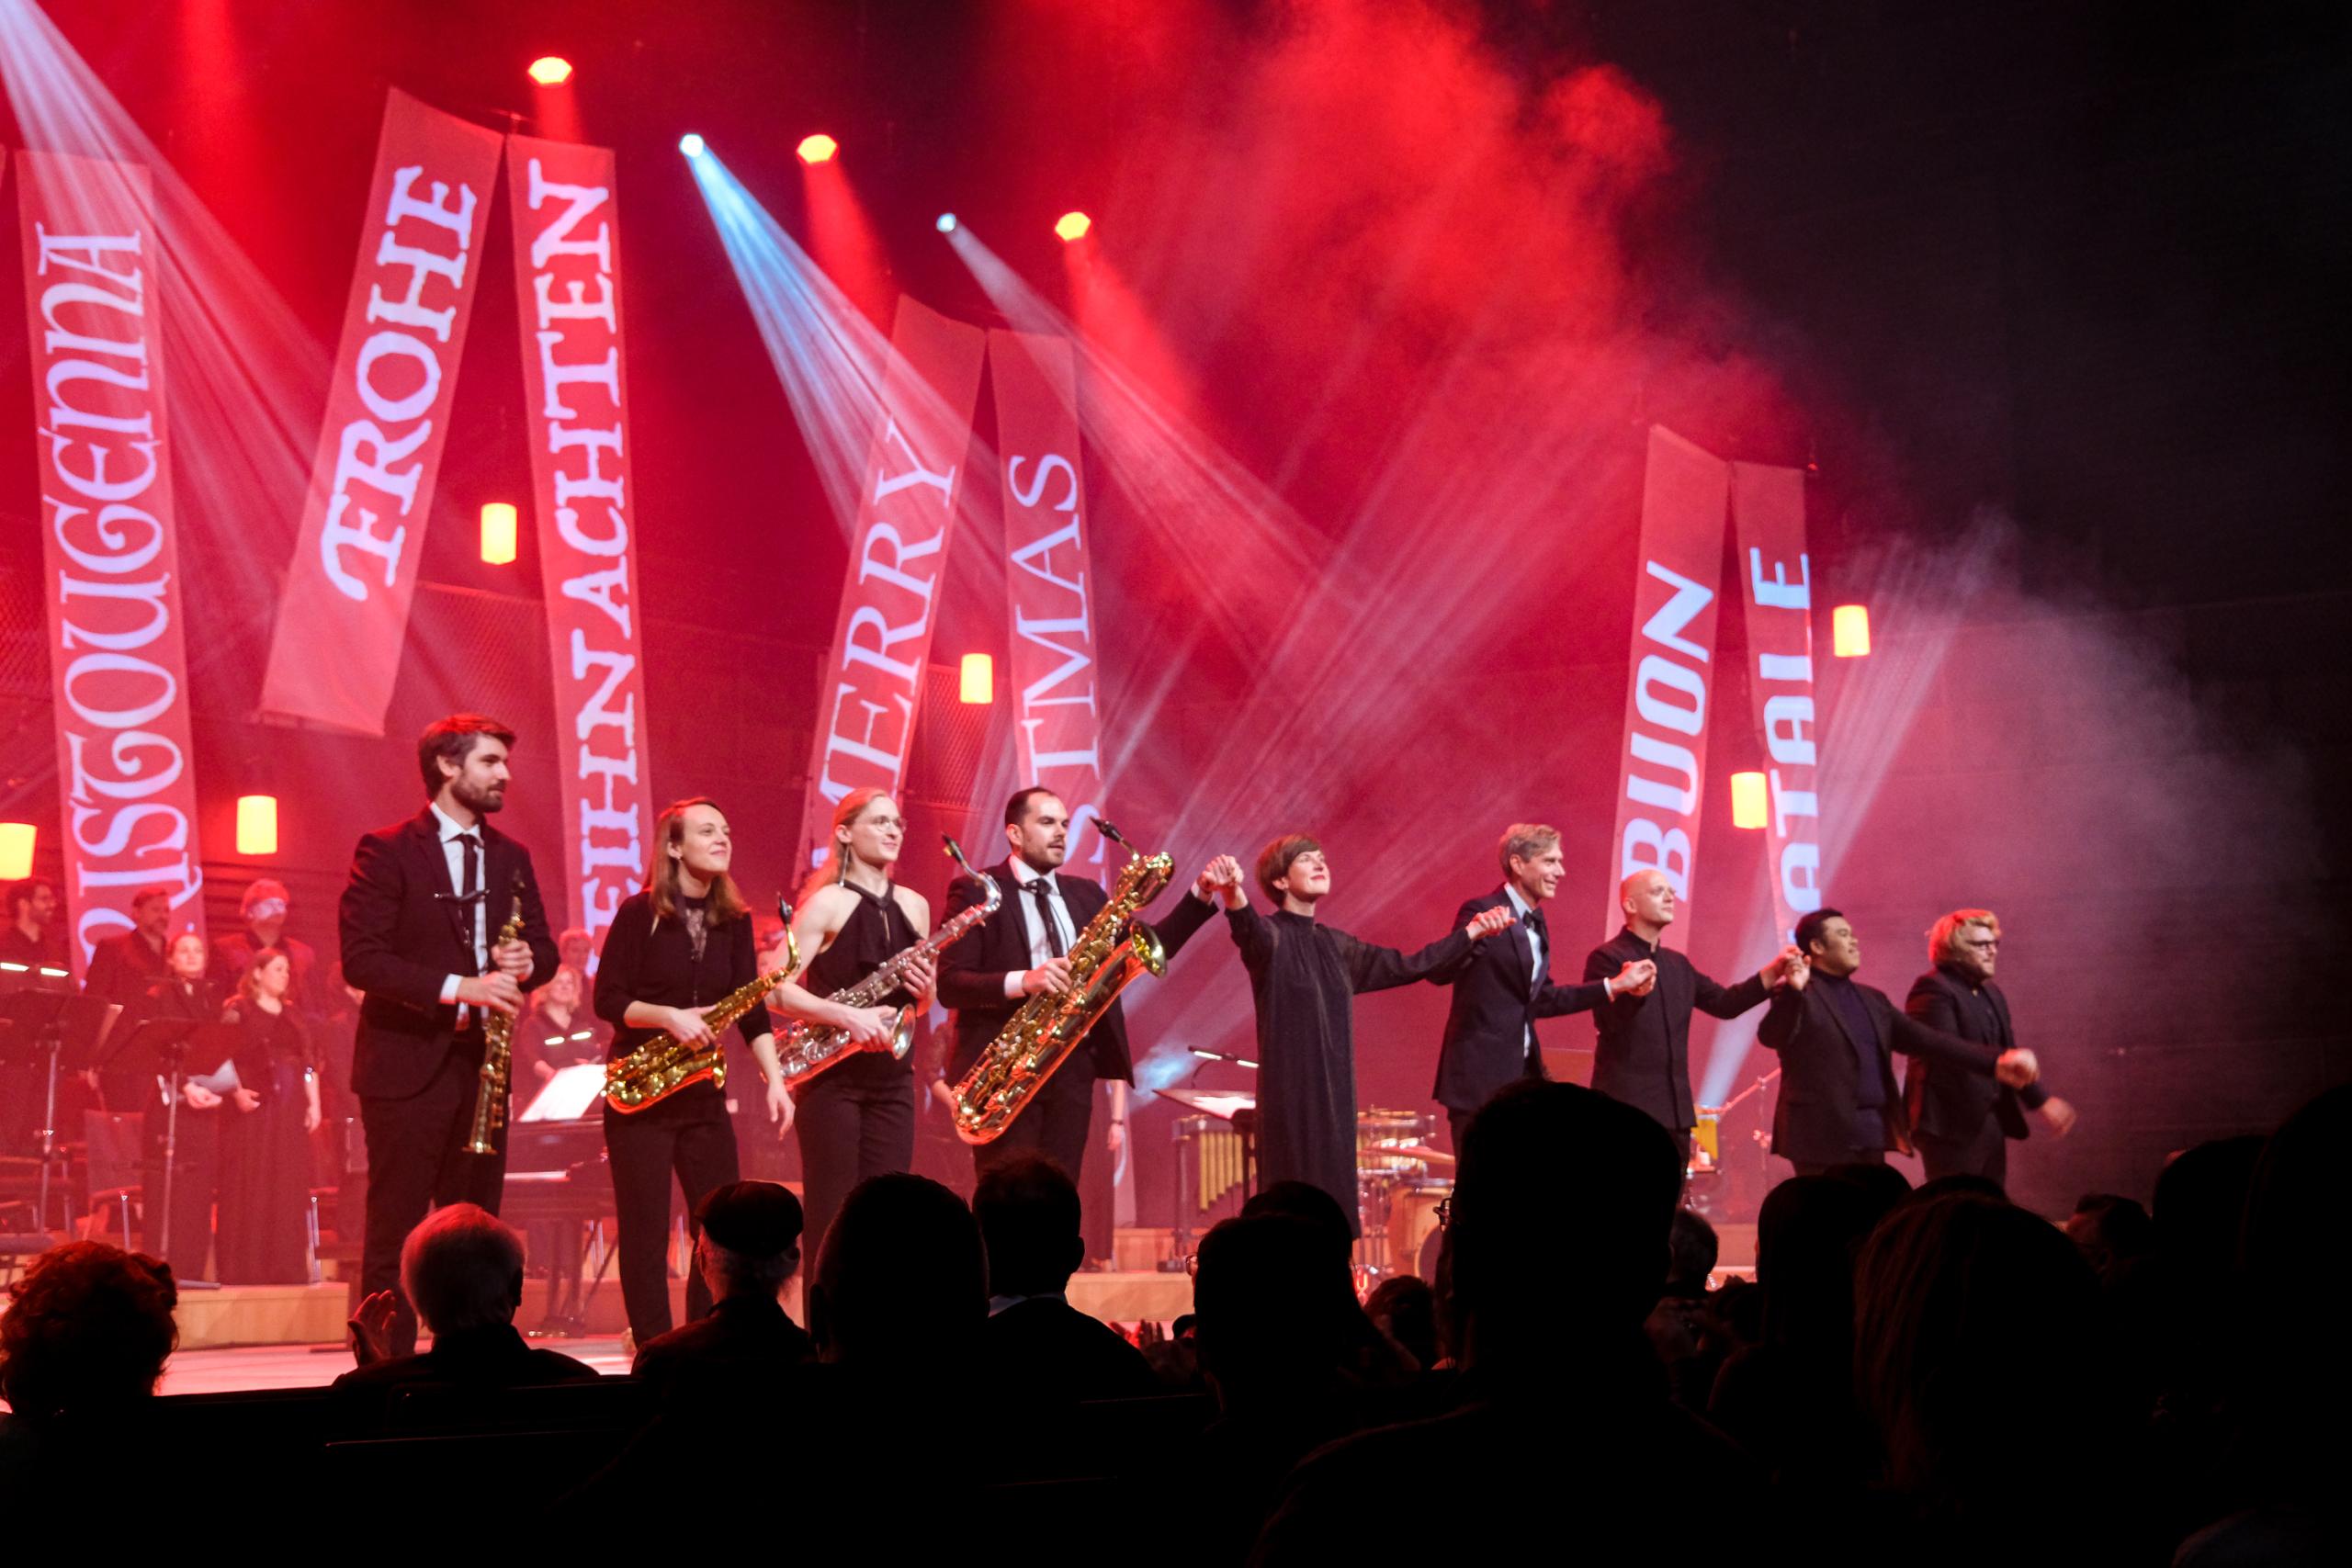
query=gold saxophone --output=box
[603,897,799,1113]
[952,822,1172,1146]
[773,836,1002,1088]
[466,874,527,1156]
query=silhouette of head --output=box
[1241,1179,1354,1267]
[1754,1175,1880,1353]
[1363,1274,1440,1371]
[401,1203,525,1334]
[973,1154,1085,1299]
[1193,1213,1358,1407]
[1449,1080,1681,1368]
[810,1173,986,1367]
[0,1242,177,1418]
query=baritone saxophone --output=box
[951,821,1172,1145]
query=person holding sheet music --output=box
[215,948,319,1285]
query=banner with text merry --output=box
[797,298,987,866]
[17,152,209,969]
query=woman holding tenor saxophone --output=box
[763,787,939,1262]
[596,796,809,1346]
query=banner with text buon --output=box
[506,133,653,944]
[17,152,209,969]
[797,298,987,865]
[988,330,1109,876]
[1731,461,1825,946]
[259,90,503,735]
[1604,425,1727,949]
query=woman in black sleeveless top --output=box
[766,789,936,1263]
[594,796,796,1347]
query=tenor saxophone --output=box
[951,821,1172,1146]
[773,836,1002,1087]
[466,874,527,1156]
[602,897,800,1113]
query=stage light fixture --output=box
[236,795,279,857]
[935,212,957,234]
[0,822,32,880]
[1730,772,1769,830]
[679,133,707,158]
[959,652,993,705]
[1054,211,1091,243]
[1833,604,1871,657]
[797,133,838,165]
[481,502,518,565]
[526,56,572,86]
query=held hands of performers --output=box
[1612,958,1659,997]
[1763,946,1808,991]
[1196,855,1250,911]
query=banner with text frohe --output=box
[17,152,209,969]
[505,133,653,945]
[258,89,503,736]
[1730,461,1825,945]
[1604,425,1728,949]
[797,298,987,865]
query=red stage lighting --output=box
[0,822,32,880]
[797,134,839,165]
[1054,211,1092,243]
[1833,604,1871,657]
[527,56,573,87]
[959,653,994,705]
[1730,773,1769,830]
[236,795,279,856]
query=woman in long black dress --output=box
[147,932,227,1279]
[214,947,320,1284]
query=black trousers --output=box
[796,1065,915,1263]
[358,1040,506,1356]
[1789,1149,1886,1179]
[604,1079,740,1344]
[1916,1119,2010,1188]
[971,1055,1096,1189]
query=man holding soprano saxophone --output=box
[339,714,557,1357]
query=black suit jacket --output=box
[1755,975,2003,1166]
[632,1293,814,1399]
[85,929,169,1005]
[1430,889,1607,1115]
[937,861,1217,1084]
[1903,966,2049,1144]
[1584,927,1771,1134]
[339,807,558,1101]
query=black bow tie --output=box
[1523,906,1547,940]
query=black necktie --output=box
[1032,878,1066,958]
[458,833,484,971]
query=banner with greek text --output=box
[1730,462,1824,945]
[17,152,208,971]
[258,89,503,735]
[988,330,1108,876]
[1604,425,1727,949]
[797,298,987,864]
[506,133,651,945]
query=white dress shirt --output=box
[1506,884,1544,1054]
[431,802,492,1016]
[1001,860,1081,999]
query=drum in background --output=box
[1357,1107,1431,1174]
[1388,1175,1453,1281]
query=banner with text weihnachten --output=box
[258,90,503,735]
[1604,425,1727,949]
[1731,461,1825,946]
[17,152,209,970]
[505,133,652,945]
[797,298,987,865]
[988,330,1109,878]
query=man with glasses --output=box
[1903,908,2075,1187]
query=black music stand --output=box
[0,990,119,1234]
[101,1016,235,1272]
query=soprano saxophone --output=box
[772,835,1002,1088]
[951,821,1172,1145]
[603,897,800,1113]
[465,874,528,1156]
